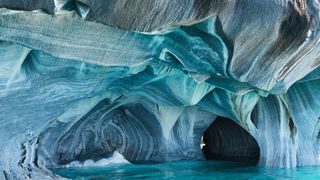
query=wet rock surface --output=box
[0,1,320,179]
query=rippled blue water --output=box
[52,161,320,179]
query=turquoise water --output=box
[52,161,320,179]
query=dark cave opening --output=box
[202,116,260,165]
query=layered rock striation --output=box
[1,0,320,179]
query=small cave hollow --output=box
[202,116,260,165]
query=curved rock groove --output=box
[0,0,320,179]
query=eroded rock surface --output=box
[1,0,320,179]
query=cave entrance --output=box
[202,116,260,165]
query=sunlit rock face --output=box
[1,0,320,179]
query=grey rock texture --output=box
[0,0,320,179]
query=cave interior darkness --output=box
[202,116,260,165]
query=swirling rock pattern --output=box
[0,0,320,179]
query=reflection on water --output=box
[52,160,320,180]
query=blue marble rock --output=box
[0,0,320,179]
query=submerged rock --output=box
[0,0,320,179]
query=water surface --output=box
[53,160,320,179]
